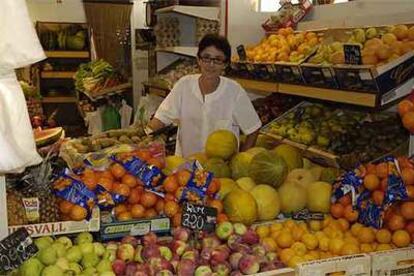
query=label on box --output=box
[0,228,38,272]
[181,202,217,232]
[236,45,247,61]
[22,197,40,223]
[344,44,362,65]
[130,223,151,236]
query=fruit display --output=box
[252,93,301,125]
[398,92,414,133]
[151,59,199,89]
[39,24,87,51]
[242,27,320,63]
[154,17,180,48]
[263,102,408,168]
[308,24,414,65]
[34,127,63,147]
[74,59,125,95]
[196,18,220,43]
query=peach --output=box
[239,255,260,275]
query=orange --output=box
[208,199,224,214]
[372,190,384,206]
[144,208,157,219]
[176,170,191,186]
[407,185,414,199]
[135,150,152,161]
[207,178,221,195]
[387,214,406,231]
[114,204,128,216]
[398,157,414,170]
[338,195,351,206]
[276,232,294,249]
[405,221,414,234]
[117,211,132,221]
[401,168,414,185]
[330,203,344,218]
[301,233,318,250]
[70,205,88,221]
[366,163,377,174]
[393,25,409,40]
[127,188,141,204]
[100,171,114,181]
[110,163,126,179]
[350,223,363,236]
[163,175,179,193]
[376,243,393,251]
[360,243,374,253]
[114,183,131,197]
[409,26,414,41]
[284,219,296,229]
[392,230,411,248]
[130,204,145,219]
[400,202,414,220]
[97,177,113,191]
[164,193,176,202]
[148,158,164,169]
[82,175,98,190]
[376,229,392,244]
[59,200,74,214]
[337,218,350,232]
[155,199,165,214]
[358,227,375,243]
[172,212,182,227]
[364,174,380,191]
[291,242,307,256]
[216,213,229,223]
[329,238,345,255]
[341,243,360,256]
[398,99,414,117]
[140,192,157,208]
[280,248,295,264]
[122,174,138,188]
[344,205,359,222]
[261,237,278,252]
[164,200,180,217]
[380,178,388,192]
[376,163,389,179]
[402,112,414,132]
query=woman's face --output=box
[197,46,226,79]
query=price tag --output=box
[292,209,324,221]
[237,45,247,61]
[344,44,362,65]
[0,228,38,272]
[181,202,217,233]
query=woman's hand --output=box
[147,118,166,134]
[240,130,259,152]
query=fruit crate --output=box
[99,213,170,241]
[370,247,414,276]
[7,207,100,238]
[274,62,305,85]
[300,63,339,89]
[296,254,371,276]
[332,51,414,94]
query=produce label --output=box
[22,197,40,223]
[236,45,247,61]
[0,228,38,272]
[181,202,217,232]
[344,44,362,65]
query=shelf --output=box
[155,46,198,57]
[41,71,76,79]
[45,51,90,58]
[233,78,377,107]
[42,96,78,103]
[143,81,170,98]
[80,82,132,102]
[155,5,220,21]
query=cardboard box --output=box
[297,254,371,276]
[301,63,339,89]
[7,207,100,238]
[371,247,414,276]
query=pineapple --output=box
[6,186,28,226]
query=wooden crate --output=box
[297,254,371,276]
[370,247,414,276]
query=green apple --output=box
[75,232,93,245]
[34,236,53,251]
[56,236,73,249]
[159,246,172,261]
[38,248,57,266]
[96,259,113,273]
[216,221,234,240]
[68,262,82,274]
[79,242,94,255]
[82,267,97,276]
[19,257,44,276]
[99,272,116,276]
[52,242,67,257]
[66,245,82,263]
[41,265,63,276]
[81,252,99,269]
[55,257,70,270]
[102,249,117,262]
[93,242,105,257]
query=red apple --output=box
[170,240,187,256]
[242,229,259,245]
[229,252,243,270]
[112,259,126,275]
[117,244,135,262]
[143,232,158,246]
[239,255,260,275]
[177,259,195,276]
[173,227,190,242]
[122,236,139,247]
[142,245,161,261]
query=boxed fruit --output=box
[296,254,371,275]
[370,247,414,276]
[301,63,338,89]
[36,22,89,51]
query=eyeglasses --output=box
[199,56,226,65]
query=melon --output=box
[285,169,316,189]
[34,127,63,147]
[223,188,258,225]
[205,130,238,160]
[218,178,237,200]
[248,151,288,188]
[246,147,266,157]
[255,134,279,149]
[164,155,187,175]
[278,181,307,214]
[187,152,208,167]
[236,177,256,192]
[306,181,332,213]
[250,185,280,220]
[272,144,303,171]
[205,158,231,178]
[230,152,253,180]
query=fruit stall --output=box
[2,0,414,276]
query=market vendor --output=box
[148,34,262,157]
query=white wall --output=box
[26,0,86,22]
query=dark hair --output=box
[197,34,231,62]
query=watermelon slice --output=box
[34,127,63,147]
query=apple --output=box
[266,252,278,262]
[177,259,195,276]
[125,261,138,276]
[41,265,63,276]
[19,257,43,276]
[241,229,259,245]
[159,246,173,261]
[79,242,94,255]
[83,267,97,275]
[103,249,117,262]
[122,235,139,247]
[112,259,126,275]
[51,242,66,258]
[142,244,161,261]
[213,261,231,276]
[143,232,158,246]
[233,223,247,235]
[34,236,53,250]
[93,242,106,257]
[200,247,213,264]
[66,245,82,263]
[55,257,69,270]
[229,252,243,270]
[194,265,213,276]
[239,255,260,275]
[227,234,242,251]
[215,221,234,240]
[230,271,243,276]
[38,248,57,266]
[75,232,93,245]
[68,262,82,274]
[106,242,119,251]
[202,235,221,249]
[56,236,73,249]
[173,227,190,242]
[170,240,187,256]
[156,270,174,276]
[97,259,113,273]
[81,252,99,269]
[182,250,198,262]
[117,244,135,262]
[100,272,116,276]
[210,246,230,266]
[252,244,266,257]
[136,263,152,275]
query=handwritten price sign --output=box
[181,202,217,233]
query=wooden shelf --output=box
[80,82,132,102]
[45,51,89,58]
[42,96,78,103]
[41,71,76,79]
[155,5,220,21]
[155,46,198,57]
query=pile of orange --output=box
[398,97,414,133]
[58,199,88,221]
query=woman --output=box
[148,34,262,157]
